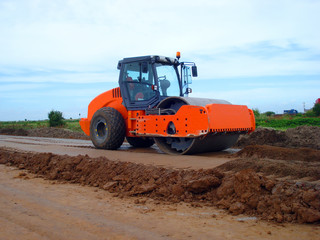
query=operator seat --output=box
[160,79,170,96]
[126,76,145,101]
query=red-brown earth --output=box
[0,126,320,239]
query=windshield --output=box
[155,64,180,97]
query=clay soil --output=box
[0,126,320,239]
[1,146,319,224]
[235,126,320,150]
[2,165,319,240]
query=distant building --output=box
[284,109,298,115]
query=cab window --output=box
[122,62,156,102]
[155,64,180,97]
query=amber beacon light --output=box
[176,51,181,60]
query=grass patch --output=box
[0,119,83,132]
[255,115,320,130]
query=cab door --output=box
[119,61,159,110]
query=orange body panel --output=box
[79,87,127,136]
[126,110,145,137]
[135,105,209,137]
[132,104,255,137]
[79,118,91,136]
[206,104,255,133]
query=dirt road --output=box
[1,165,319,240]
[0,135,236,170]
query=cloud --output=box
[192,40,320,79]
[1,0,319,69]
[191,75,320,113]
[0,0,319,120]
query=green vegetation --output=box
[313,103,320,116]
[252,108,260,118]
[65,119,83,132]
[264,111,275,117]
[255,113,320,130]
[0,119,83,132]
[48,110,65,127]
[254,101,320,130]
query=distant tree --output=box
[264,111,275,117]
[252,108,260,118]
[48,110,65,127]
[305,110,316,117]
[313,103,320,116]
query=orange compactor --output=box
[80,53,255,154]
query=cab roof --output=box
[117,55,179,69]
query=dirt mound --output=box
[285,126,320,149]
[1,147,319,223]
[236,127,287,147]
[0,128,29,136]
[234,145,320,162]
[217,170,320,223]
[0,127,89,140]
[27,127,89,139]
[219,146,320,181]
[236,126,320,150]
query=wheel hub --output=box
[96,120,107,138]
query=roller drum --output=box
[154,97,240,155]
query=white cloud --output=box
[0,0,319,120]
[1,0,319,70]
[196,50,320,79]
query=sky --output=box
[0,0,320,121]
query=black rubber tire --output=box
[90,107,125,150]
[126,137,154,148]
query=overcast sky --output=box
[1,0,319,121]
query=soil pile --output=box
[285,126,320,149]
[219,145,320,181]
[234,145,320,162]
[0,127,89,140]
[1,147,319,223]
[236,126,320,150]
[0,128,29,136]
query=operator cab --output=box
[118,54,197,110]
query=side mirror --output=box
[192,66,198,77]
[117,61,122,70]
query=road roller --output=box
[80,53,255,154]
